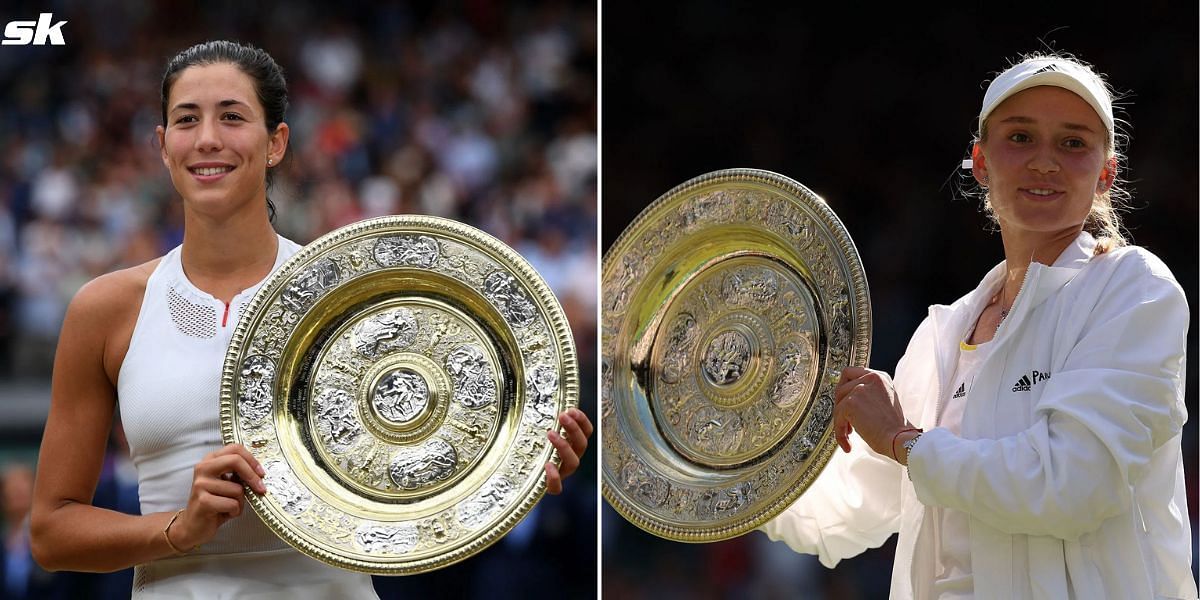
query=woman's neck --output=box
[180,204,279,304]
[995,224,1082,306]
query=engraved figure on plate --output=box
[354,523,419,555]
[722,267,778,306]
[444,345,496,409]
[700,481,752,516]
[770,337,814,408]
[238,355,275,427]
[281,258,340,312]
[604,254,642,314]
[483,271,536,327]
[702,330,751,385]
[264,461,312,516]
[526,363,559,422]
[828,319,852,367]
[687,405,743,455]
[352,308,418,358]
[810,392,834,425]
[373,370,430,424]
[457,476,514,528]
[660,312,698,384]
[620,459,669,507]
[373,235,440,268]
[680,192,723,231]
[313,388,363,453]
[664,486,694,517]
[389,438,458,490]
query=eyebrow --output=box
[169,99,251,113]
[997,115,1097,133]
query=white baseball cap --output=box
[963,56,1113,169]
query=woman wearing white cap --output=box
[759,53,1196,599]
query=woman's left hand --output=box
[833,366,909,461]
[545,408,592,495]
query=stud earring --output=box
[267,158,273,165]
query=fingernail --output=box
[256,465,265,476]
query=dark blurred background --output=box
[0,1,595,599]
[602,3,1197,599]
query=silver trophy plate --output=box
[221,215,578,572]
[601,169,871,541]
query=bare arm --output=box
[30,266,269,572]
[29,270,183,572]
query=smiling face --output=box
[972,85,1115,239]
[156,62,288,220]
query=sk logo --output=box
[3,13,67,46]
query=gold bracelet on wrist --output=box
[163,508,193,555]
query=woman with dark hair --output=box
[28,40,591,597]
[760,54,1195,599]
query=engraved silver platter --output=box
[601,169,870,541]
[220,215,578,573]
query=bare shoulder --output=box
[67,258,161,322]
[61,258,162,383]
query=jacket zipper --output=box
[222,301,231,327]
[930,265,1034,428]
[931,311,947,428]
[963,265,1036,437]
[993,265,1034,339]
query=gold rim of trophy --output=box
[601,168,871,542]
[220,215,578,574]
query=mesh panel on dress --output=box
[167,286,217,339]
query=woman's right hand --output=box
[168,444,267,551]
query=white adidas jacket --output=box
[760,232,1196,599]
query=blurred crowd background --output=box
[602,3,1197,599]
[0,1,595,598]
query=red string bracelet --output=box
[891,427,923,462]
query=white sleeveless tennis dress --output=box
[118,236,377,599]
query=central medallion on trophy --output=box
[371,369,431,428]
[702,330,751,386]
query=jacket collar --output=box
[1020,229,1096,308]
[932,230,1096,323]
